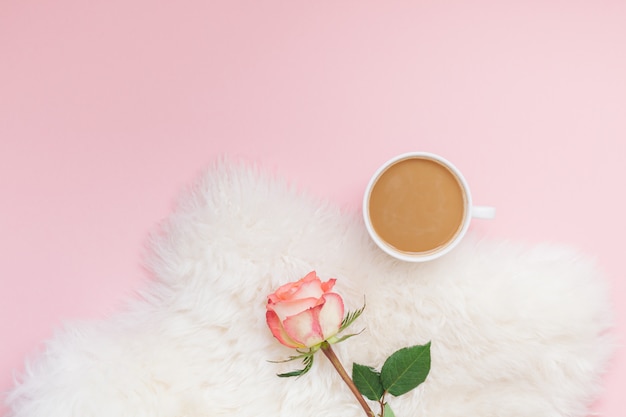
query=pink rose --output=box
[266,271,345,349]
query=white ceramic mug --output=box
[363,152,495,262]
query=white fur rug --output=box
[7,161,614,417]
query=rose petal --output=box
[268,297,319,321]
[320,278,336,293]
[282,305,325,348]
[301,271,319,283]
[290,277,325,300]
[266,310,303,348]
[270,271,319,302]
[269,281,300,303]
[318,293,344,339]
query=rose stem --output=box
[320,342,375,417]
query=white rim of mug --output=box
[362,152,473,262]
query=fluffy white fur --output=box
[7,160,614,417]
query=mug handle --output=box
[471,205,496,219]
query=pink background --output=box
[1,1,624,415]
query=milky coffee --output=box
[367,157,466,254]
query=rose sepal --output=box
[338,300,366,334]
[275,352,315,378]
[269,345,321,378]
[326,328,364,345]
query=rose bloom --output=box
[266,271,344,349]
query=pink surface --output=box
[1,1,624,415]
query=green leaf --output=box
[277,354,314,378]
[380,342,431,396]
[352,363,384,401]
[383,403,396,417]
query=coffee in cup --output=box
[363,152,495,262]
